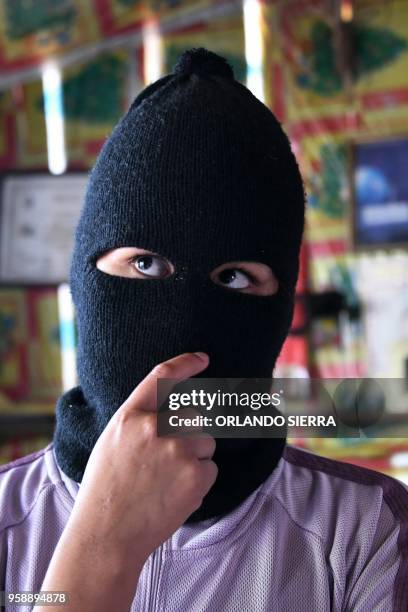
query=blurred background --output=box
[0,0,407,481]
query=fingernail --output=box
[194,352,209,362]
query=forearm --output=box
[37,517,146,612]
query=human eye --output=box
[216,268,251,290]
[210,261,279,296]
[131,254,172,279]
[96,247,174,280]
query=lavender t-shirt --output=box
[1,442,407,611]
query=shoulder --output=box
[268,444,408,537]
[262,443,408,556]
[279,444,408,524]
[0,443,58,530]
[265,445,408,608]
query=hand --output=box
[39,352,217,611]
[66,352,218,565]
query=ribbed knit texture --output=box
[53,48,305,522]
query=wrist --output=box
[63,513,148,579]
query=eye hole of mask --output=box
[210,262,279,296]
[96,247,174,279]
[96,248,279,295]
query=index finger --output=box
[120,352,209,413]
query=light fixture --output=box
[142,18,163,84]
[243,0,265,102]
[42,62,67,175]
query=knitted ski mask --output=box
[54,48,305,522]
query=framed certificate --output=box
[351,136,408,249]
[0,172,88,284]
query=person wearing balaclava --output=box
[0,49,406,612]
[52,47,304,522]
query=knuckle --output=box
[115,406,133,428]
[208,460,219,481]
[139,415,157,440]
[165,438,184,459]
[190,435,215,459]
[204,437,216,456]
[183,461,201,488]
[201,460,218,487]
[152,362,174,379]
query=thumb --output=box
[119,352,209,414]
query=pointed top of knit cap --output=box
[173,47,234,79]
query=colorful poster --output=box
[353,137,408,246]
[0,90,17,169]
[0,0,232,79]
[0,288,62,403]
[96,0,212,35]
[261,0,408,378]
[0,0,100,73]
[27,288,63,398]
[15,50,129,169]
[0,289,28,400]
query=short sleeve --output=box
[343,495,407,612]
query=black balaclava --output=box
[53,48,305,523]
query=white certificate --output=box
[0,173,88,284]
